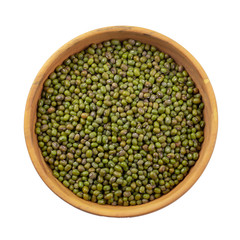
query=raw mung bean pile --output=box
[35,39,205,206]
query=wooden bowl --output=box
[24,26,218,217]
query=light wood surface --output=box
[24,26,218,217]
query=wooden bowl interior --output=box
[24,26,218,217]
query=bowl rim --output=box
[24,26,218,217]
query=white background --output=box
[1,0,239,239]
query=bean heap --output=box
[35,39,205,206]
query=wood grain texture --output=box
[24,26,218,217]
